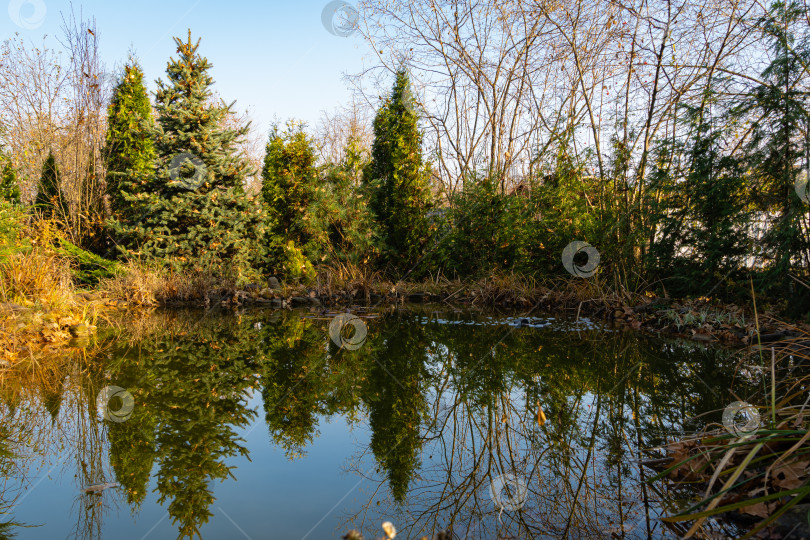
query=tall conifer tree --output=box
[364,70,432,273]
[104,58,156,221]
[111,32,267,280]
[35,151,65,219]
[261,122,319,249]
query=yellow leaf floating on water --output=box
[537,400,547,427]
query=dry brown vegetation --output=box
[645,337,810,538]
[0,214,102,365]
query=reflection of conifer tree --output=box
[361,315,429,502]
[105,315,258,538]
[108,406,158,508]
[151,336,256,537]
[258,311,373,457]
[105,349,159,508]
[259,316,331,458]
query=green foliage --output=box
[279,240,316,283]
[528,152,608,276]
[0,158,20,205]
[104,59,157,221]
[261,120,319,249]
[55,238,119,286]
[35,152,65,220]
[261,124,380,279]
[647,102,750,298]
[308,136,380,268]
[428,131,635,281]
[431,173,537,278]
[0,202,28,260]
[732,0,810,306]
[110,32,267,282]
[364,70,433,274]
[260,121,321,280]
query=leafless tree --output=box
[57,8,108,244]
[353,0,770,203]
[314,97,374,167]
[0,7,110,246]
[0,34,68,203]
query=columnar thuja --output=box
[103,58,156,224]
[364,69,433,275]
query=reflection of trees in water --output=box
[0,340,124,540]
[0,309,751,539]
[338,313,748,539]
[257,309,431,503]
[260,315,341,458]
[104,310,261,539]
[360,313,430,503]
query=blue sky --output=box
[1,0,374,138]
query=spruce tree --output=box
[35,151,65,219]
[111,32,267,281]
[364,70,433,273]
[104,58,156,221]
[0,158,20,205]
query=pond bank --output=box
[104,272,810,347]
[5,271,808,366]
[0,296,100,365]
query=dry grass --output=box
[313,262,388,299]
[0,249,74,310]
[649,321,810,538]
[0,211,105,364]
[307,266,650,316]
[99,261,238,306]
[0,215,76,312]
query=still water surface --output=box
[0,306,749,539]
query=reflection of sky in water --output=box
[0,308,747,539]
[7,391,383,539]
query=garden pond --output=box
[0,305,757,539]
